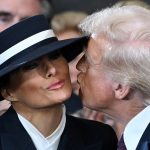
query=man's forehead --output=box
[85,37,105,64]
[0,0,42,13]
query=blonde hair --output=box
[51,11,87,34]
[79,6,150,100]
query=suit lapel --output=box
[1,134,36,150]
[0,107,36,150]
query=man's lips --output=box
[46,80,65,90]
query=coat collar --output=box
[0,107,102,150]
[136,123,150,150]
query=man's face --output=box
[77,37,115,110]
[0,0,42,31]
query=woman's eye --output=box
[22,62,38,70]
[48,51,61,60]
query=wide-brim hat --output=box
[0,15,88,78]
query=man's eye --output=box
[48,51,61,60]
[21,62,38,70]
[0,15,13,24]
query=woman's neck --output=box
[12,103,63,137]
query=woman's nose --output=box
[42,59,56,78]
[46,66,56,78]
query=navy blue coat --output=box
[0,107,117,150]
[136,123,150,150]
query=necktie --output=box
[117,135,127,150]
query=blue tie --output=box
[117,135,127,150]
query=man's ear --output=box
[113,83,130,100]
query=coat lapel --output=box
[1,134,36,150]
[0,107,36,150]
[136,123,150,150]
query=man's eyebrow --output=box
[0,11,12,17]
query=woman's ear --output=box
[1,89,11,101]
[113,83,130,100]
[1,89,17,102]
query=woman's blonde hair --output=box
[51,11,87,34]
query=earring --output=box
[11,97,17,102]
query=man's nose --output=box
[76,56,86,72]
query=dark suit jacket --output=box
[64,93,83,114]
[0,107,117,150]
[136,123,150,150]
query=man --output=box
[77,5,150,150]
[0,0,52,31]
[0,0,52,114]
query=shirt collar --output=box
[17,104,66,150]
[124,105,150,150]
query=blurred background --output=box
[49,0,150,15]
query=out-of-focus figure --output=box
[0,0,53,31]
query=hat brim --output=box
[0,36,88,78]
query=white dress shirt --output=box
[17,105,66,150]
[124,105,150,150]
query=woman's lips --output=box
[47,80,65,90]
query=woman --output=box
[0,15,117,150]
